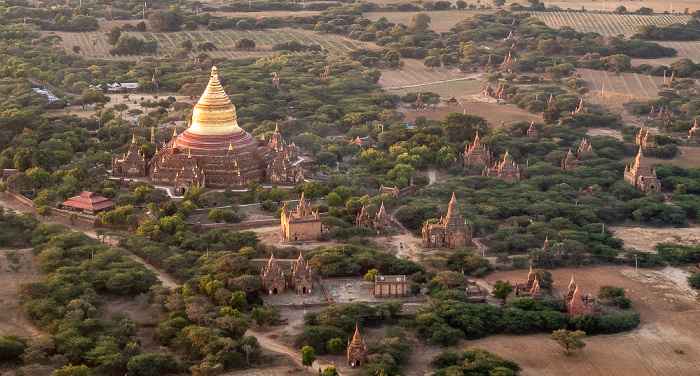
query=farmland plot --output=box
[578,68,664,99]
[531,12,690,37]
[539,0,700,13]
[632,40,700,66]
[51,28,371,61]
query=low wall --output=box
[318,277,334,306]
[5,188,96,226]
[190,219,279,232]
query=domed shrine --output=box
[150,67,300,193]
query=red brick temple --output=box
[150,66,298,194]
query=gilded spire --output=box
[132,134,136,144]
[186,66,243,137]
[228,141,233,151]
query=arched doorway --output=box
[273,287,278,294]
[302,286,306,294]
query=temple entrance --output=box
[273,287,278,294]
[294,236,297,241]
[302,287,306,294]
[356,360,361,366]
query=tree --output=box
[423,56,441,68]
[301,346,316,367]
[615,5,627,13]
[408,12,431,31]
[251,307,270,327]
[550,329,586,355]
[492,280,514,304]
[493,0,506,8]
[326,338,345,354]
[364,269,380,282]
[51,364,90,376]
[38,205,51,221]
[106,26,121,45]
[234,38,256,49]
[441,112,486,142]
[67,212,78,225]
[72,46,81,53]
[148,10,183,31]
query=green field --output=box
[531,12,690,36]
[57,28,369,61]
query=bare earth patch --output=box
[0,248,44,339]
[470,265,700,376]
[400,100,541,128]
[622,146,700,169]
[610,225,700,252]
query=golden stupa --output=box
[149,66,280,193]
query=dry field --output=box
[379,59,480,90]
[400,99,542,128]
[50,28,370,61]
[0,248,44,339]
[610,225,700,252]
[531,11,690,37]
[578,68,664,99]
[541,0,700,13]
[472,265,700,376]
[364,10,488,33]
[622,146,700,168]
[632,40,700,66]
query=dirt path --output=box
[246,327,345,375]
[0,248,44,339]
[0,195,179,289]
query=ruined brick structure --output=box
[149,67,299,194]
[112,135,149,177]
[562,138,595,170]
[526,121,541,138]
[379,184,418,200]
[624,147,660,192]
[636,128,657,150]
[288,252,313,295]
[355,203,391,231]
[689,118,699,139]
[272,72,280,88]
[515,266,543,300]
[280,193,322,241]
[353,136,374,148]
[482,150,521,182]
[347,324,368,368]
[422,193,473,248]
[563,276,602,317]
[373,275,407,297]
[571,99,587,114]
[445,94,459,105]
[260,254,286,295]
[546,94,555,109]
[457,131,493,168]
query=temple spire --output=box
[446,192,459,218]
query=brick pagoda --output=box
[457,131,493,168]
[624,146,660,192]
[483,150,521,182]
[150,66,284,194]
[422,193,473,248]
[112,135,149,177]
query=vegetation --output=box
[550,329,587,355]
[432,347,520,376]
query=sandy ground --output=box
[611,225,700,252]
[470,265,700,376]
[622,146,700,169]
[0,248,44,339]
[400,99,542,128]
[586,127,624,141]
[364,10,489,33]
